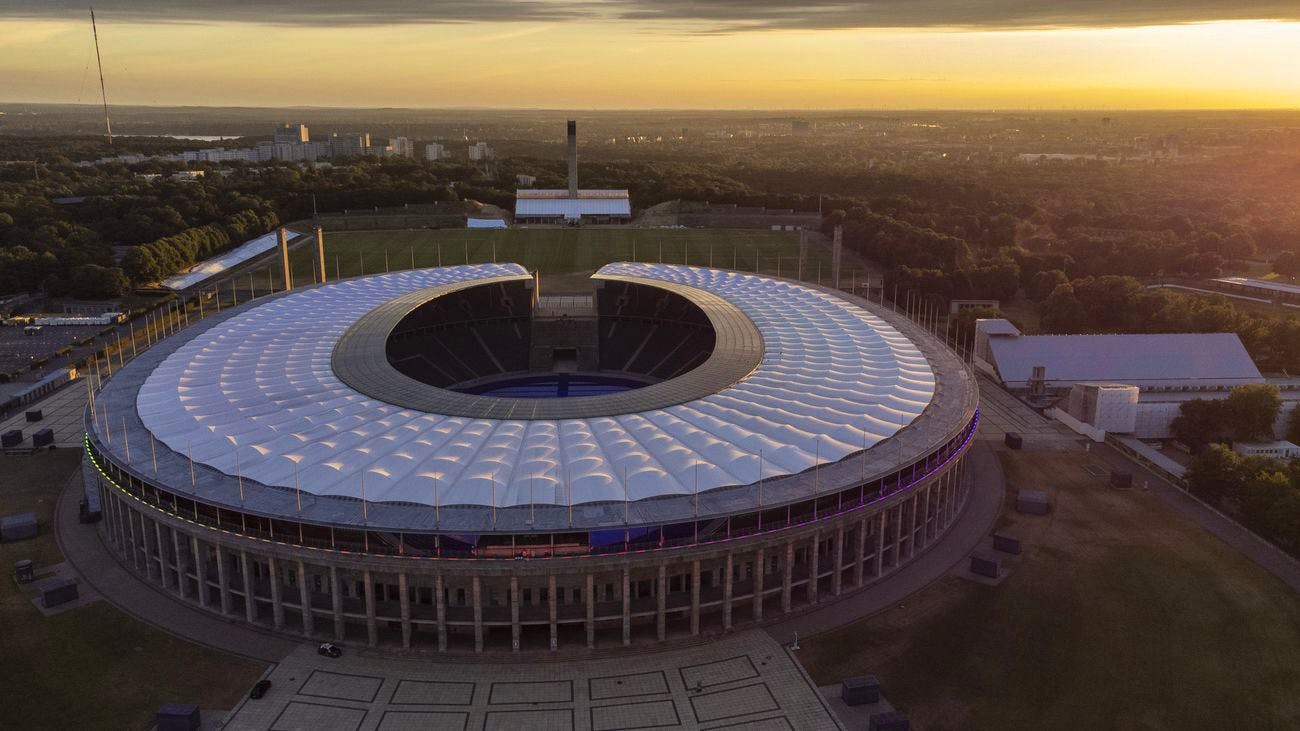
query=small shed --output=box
[1,429,22,448]
[155,704,201,731]
[0,512,38,541]
[992,533,1022,555]
[40,577,78,608]
[869,711,911,731]
[32,428,54,447]
[1016,489,1051,515]
[970,553,1001,579]
[841,675,880,706]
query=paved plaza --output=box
[222,631,840,730]
[0,380,88,448]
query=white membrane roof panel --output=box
[136,263,936,507]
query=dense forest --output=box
[2,111,1298,371]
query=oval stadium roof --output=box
[134,263,936,508]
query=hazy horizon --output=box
[0,5,1296,110]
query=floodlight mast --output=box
[91,8,113,145]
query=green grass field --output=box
[801,449,1300,730]
[0,452,264,727]
[235,228,858,295]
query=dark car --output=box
[318,642,342,658]
[249,679,272,699]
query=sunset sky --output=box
[0,2,1297,109]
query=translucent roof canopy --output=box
[135,263,936,508]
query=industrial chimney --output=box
[567,120,578,198]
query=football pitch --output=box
[250,227,853,293]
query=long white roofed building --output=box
[514,120,632,224]
[84,260,978,653]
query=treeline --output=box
[123,209,279,284]
[1185,445,1300,556]
[1170,385,1284,452]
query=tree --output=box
[1224,384,1282,442]
[1040,283,1088,333]
[1171,399,1227,453]
[1274,251,1300,279]
[68,264,130,299]
[1184,444,1240,505]
[1027,269,1068,302]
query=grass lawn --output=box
[800,449,1300,730]
[0,451,265,727]
[236,228,857,294]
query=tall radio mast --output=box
[90,7,113,145]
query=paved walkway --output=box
[764,439,1005,644]
[53,472,301,664]
[223,630,839,731]
[0,380,88,449]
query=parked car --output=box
[318,642,342,658]
[249,679,272,699]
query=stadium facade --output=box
[84,263,977,652]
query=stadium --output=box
[83,261,978,652]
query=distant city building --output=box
[516,174,536,187]
[468,141,493,161]
[388,137,415,158]
[330,133,372,158]
[424,143,446,161]
[791,119,812,135]
[274,123,309,144]
[170,170,204,182]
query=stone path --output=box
[53,471,300,663]
[0,380,89,449]
[223,631,839,730]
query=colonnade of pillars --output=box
[93,456,967,652]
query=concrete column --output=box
[855,516,869,587]
[656,564,667,642]
[894,504,907,563]
[125,509,141,571]
[833,526,845,596]
[399,573,411,649]
[268,555,285,630]
[216,548,232,616]
[752,548,765,621]
[722,553,733,632]
[548,575,558,651]
[510,576,521,652]
[192,536,209,609]
[240,551,257,623]
[807,531,820,605]
[781,541,793,613]
[585,574,595,649]
[297,560,314,638]
[621,567,631,647]
[874,510,886,576]
[435,574,447,652]
[154,521,170,587]
[923,483,934,543]
[329,566,345,641]
[363,570,378,647]
[690,560,701,636]
[171,527,188,599]
[472,577,484,653]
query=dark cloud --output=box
[1,0,1296,29]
